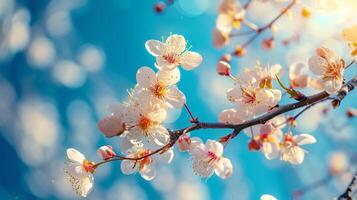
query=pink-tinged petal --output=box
[98,115,125,137]
[121,160,137,175]
[308,56,326,75]
[140,164,156,181]
[270,64,283,77]
[190,137,203,150]
[67,148,85,163]
[157,149,174,164]
[219,108,245,124]
[216,13,234,33]
[155,56,177,70]
[309,78,324,90]
[150,108,167,122]
[324,79,343,94]
[289,63,305,79]
[165,86,186,109]
[206,140,224,157]
[166,34,186,54]
[216,61,231,76]
[214,157,233,179]
[145,40,165,57]
[294,134,316,145]
[157,67,180,85]
[180,51,203,70]
[136,66,156,87]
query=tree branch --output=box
[94,75,357,168]
[338,173,357,200]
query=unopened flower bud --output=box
[98,115,125,137]
[248,139,261,151]
[178,135,191,152]
[261,38,275,51]
[346,108,357,118]
[220,54,232,63]
[97,145,116,160]
[301,6,312,18]
[154,2,166,13]
[287,116,297,127]
[234,45,246,57]
[216,61,231,76]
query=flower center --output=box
[82,160,95,174]
[241,88,257,104]
[163,53,179,65]
[207,151,220,164]
[259,77,273,89]
[323,62,343,81]
[150,83,167,98]
[139,116,153,132]
[283,134,295,145]
[135,149,152,171]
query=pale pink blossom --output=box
[289,63,310,88]
[190,140,233,179]
[308,47,345,94]
[216,61,231,76]
[146,34,202,71]
[280,133,316,165]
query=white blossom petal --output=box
[145,40,165,56]
[67,148,85,163]
[206,140,223,157]
[136,66,157,87]
[157,67,180,85]
[294,134,316,145]
[308,56,326,75]
[149,126,170,146]
[156,56,176,71]
[166,34,186,54]
[180,51,202,70]
[165,86,186,108]
[121,160,137,175]
[140,164,156,181]
[214,157,233,179]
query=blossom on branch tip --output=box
[190,140,233,179]
[213,28,230,48]
[308,47,345,94]
[97,145,116,160]
[280,133,316,165]
[64,148,94,197]
[136,66,186,109]
[145,34,202,71]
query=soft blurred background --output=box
[0,0,356,199]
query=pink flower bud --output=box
[178,135,191,152]
[98,115,125,137]
[97,145,116,160]
[216,61,231,76]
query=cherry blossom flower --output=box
[226,66,282,117]
[64,148,95,197]
[190,140,233,179]
[145,34,202,71]
[97,103,126,138]
[289,63,310,88]
[308,47,345,94]
[120,146,174,181]
[97,145,116,160]
[136,66,186,109]
[177,134,203,152]
[342,24,357,56]
[280,133,316,165]
[260,194,278,200]
[123,100,169,146]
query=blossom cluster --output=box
[63,17,356,198]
